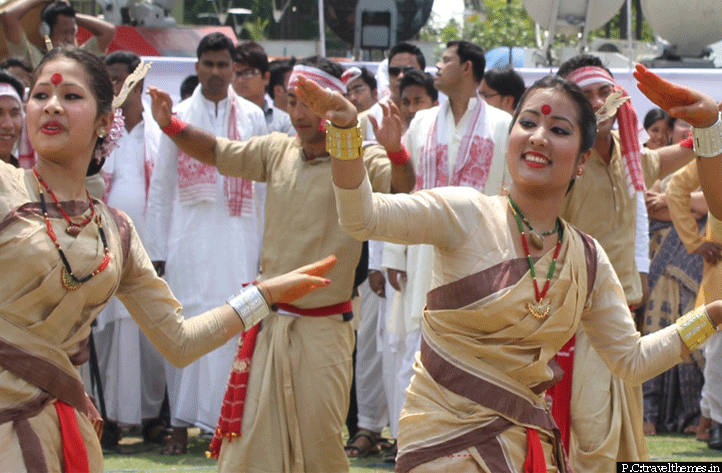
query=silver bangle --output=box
[693,111,722,158]
[227,285,270,329]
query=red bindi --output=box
[51,73,63,86]
[541,104,551,115]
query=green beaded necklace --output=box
[508,194,560,250]
[508,195,563,320]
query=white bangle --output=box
[692,111,722,158]
[227,285,270,329]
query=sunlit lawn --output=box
[102,428,722,472]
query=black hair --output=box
[483,67,526,109]
[643,107,669,131]
[0,70,26,101]
[0,56,33,75]
[34,46,113,116]
[446,40,485,83]
[180,74,199,100]
[268,58,295,100]
[511,75,597,156]
[399,69,437,102]
[557,54,613,79]
[510,75,597,193]
[234,41,269,74]
[353,66,377,91]
[32,47,114,175]
[297,56,344,80]
[42,2,76,33]
[104,50,141,75]
[196,32,235,60]
[388,42,426,70]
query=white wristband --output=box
[692,111,722,158]
[227,285,270,329]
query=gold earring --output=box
[576,167,584,176]
[97,127,107,138]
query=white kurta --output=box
[93,108,166,424]
[146,87,267,430]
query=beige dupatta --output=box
[397,224,594,473]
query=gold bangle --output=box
[326,121,362,161]
[676,305,717,351]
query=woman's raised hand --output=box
[634,64,719,128]
[295,75,358,128]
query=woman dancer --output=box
[293,69,722,472]
[0,46,333,472]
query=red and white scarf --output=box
[287,64,346,96]
[566,66,646,195]
[176,86,253,217]
[416,95,496,191]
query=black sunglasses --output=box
[388,66,415,76]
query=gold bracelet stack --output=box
[676,305,717,351]
[326,121,363,161]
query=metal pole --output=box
[318,0,326,57]
[626,0,633,69]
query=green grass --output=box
[102,429,722,472]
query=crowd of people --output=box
[3,1,722,472]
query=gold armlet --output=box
[676,305,717,351]
[326,121,362,161]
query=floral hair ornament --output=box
[94,59,153,162]
[541,104,552,115]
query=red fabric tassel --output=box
[549,335,576,456]
[207,324,260,458]
[523,428,546,473]
[54,400,90,473]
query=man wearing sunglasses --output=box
[385,43,426,109]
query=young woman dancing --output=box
[0,46,334,472]
[293,69,722,472]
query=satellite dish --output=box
[641,0,722,57]
[325,0,433,46]
[523,0,625,36]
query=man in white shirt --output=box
[92,50,166,448]
[233,41,294,136]
[146,32,268,454]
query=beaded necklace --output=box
[35,171,110,290]
[508,196,563,320]
[508,194,559,250]
[33,168,96,236]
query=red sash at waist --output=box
[276,300,353,316]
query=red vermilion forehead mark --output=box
[51,73,63,86]
[541,104,551,115]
